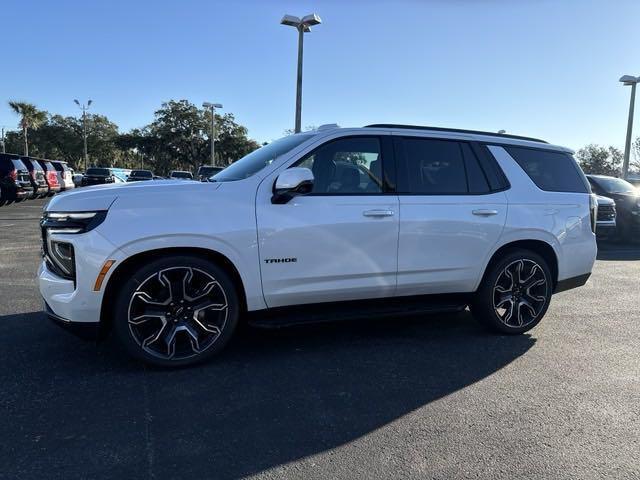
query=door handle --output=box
[363,209,395,217]
[472,209,499,217]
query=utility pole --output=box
[74,99,92,171]
[202,102,223,166]
[620,75,639,180]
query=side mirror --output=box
[272,167,314,204]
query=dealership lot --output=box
[1,198,639,479]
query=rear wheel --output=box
[471,249,552,334]
[113,255,240,367]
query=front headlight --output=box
[40,211,107,280]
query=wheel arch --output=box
[479,239,559,292]
[99,247,248,337]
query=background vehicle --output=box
[594,195,616,238]
[37,160,62,196]
[196,165,224,181]
[127,169,154,182]
[168,170,194,180]
[21,158,49,198]
[81,167,115,186]
[51,161,75,191]
[0,154,32,203]
[39,125,597,367]
[587,174,640,242]
[72,172,84,187]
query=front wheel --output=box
[113,255,240,367]
[471,249,552,334]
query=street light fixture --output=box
[74,99,92,172]
[280,13,322,133]
[203,102,223,166]
[620,75,639,180]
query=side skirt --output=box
[247,294,470,329]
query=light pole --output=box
[1,127,5,153]
[74,99,92,171]
[202,102,223,166]
[620,75,639,180]
[280,13,322,133]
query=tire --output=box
[113,255,240,367]
[471,249,553,334]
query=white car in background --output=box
[51,161,75,191]
[38,124,597,367]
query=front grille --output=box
[597,204,616,221]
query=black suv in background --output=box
[81,167,115,186]
[0,154,33,204]
[21,157,49,198]
[196,165,224,181]
[126,169,154,182]
[587,174,640,241]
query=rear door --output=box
[256,135,400,307]
[394,135,508,295]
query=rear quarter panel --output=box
[486,145,596,284]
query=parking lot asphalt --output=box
[1,197,639,480]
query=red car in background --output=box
[37,159,62,196]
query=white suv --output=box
[39,124,597,366]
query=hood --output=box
[595,195,615,206]
[45,180,222,212]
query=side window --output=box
[504,146,589,193]
[294,137,383,194]
[397,137,468,194]
[461,143,490,194]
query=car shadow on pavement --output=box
[0,310,535,479]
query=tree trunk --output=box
[23,126,29,156]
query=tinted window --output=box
[588,176,636,195]
[131,170,153,178]
[171,171,193,178]
[294,137,383,194]
[461,143,490,194]
[397,138,467,194]
[505,146,588,193]
[86,168,110,176]
[214,134,314,182]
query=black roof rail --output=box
[364,124,548,144]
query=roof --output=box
[364,124,548,144]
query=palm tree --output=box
[8,101,47,156]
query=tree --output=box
[7,101,47,156]
[630,137,640,174]
[575,144,623,177]
[211,113,260,164]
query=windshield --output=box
[86,168,110,176]
[131,170,153,178]
[171,171,192,178]
[592,176,637,194]
[213,134,315,182]
[198,166,223,176]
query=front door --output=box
[256,135,399,308]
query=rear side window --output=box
[505,146,588,193]
[12,159,27,171]
[52,162,68,172]
[395,137,495,195]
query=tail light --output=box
[589,194,598,233]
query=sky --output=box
[1,0,638,150]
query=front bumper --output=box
[38,228,122,329]
[45,301,100,340]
